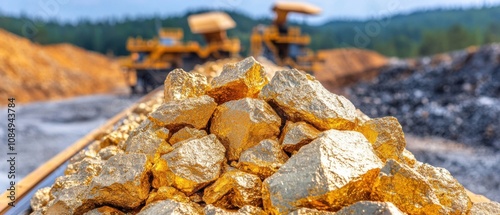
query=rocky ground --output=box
[1,45,499,211]
[344,43,500,201]
[345,44,500,149]
[0,94,139,193]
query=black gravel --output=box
[346,44,500,149]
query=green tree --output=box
[419,31,448,55]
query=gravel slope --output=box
[0,94,139,193]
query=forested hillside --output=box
[1,6,499,58]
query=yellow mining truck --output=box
[124,12,240,93]
[250,2,321,73]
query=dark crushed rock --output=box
[346,44,500,149]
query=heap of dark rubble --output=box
[346,44,500,149]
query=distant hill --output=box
[0,6,499,58]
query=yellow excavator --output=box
[123,12,240,93]
[250,2,322,73]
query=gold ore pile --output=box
[30,57,500,215]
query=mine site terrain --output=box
[1,2,499,214]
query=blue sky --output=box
[1,0,500,24]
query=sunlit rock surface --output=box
[153,135,226,195]
[89,153,151,209]
[262,130,383,214]
[137,199,203,215]
[237,139,288,179]
[371,159,446,215]
[208,56,268,104]
[210,98,281,161]
[279,121,320,154]
[82,206,125,215]
[169,126,207,145]
[356,116,406,162]
[469,202,500,215]
[164,68,210,102]
[148,95,217,130]
[335,201,404,215]
[259,69,357,130]
[203,170,262,209]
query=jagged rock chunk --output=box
[262,130,383,214]
[279,121,320,154]
[259,69,357,130]
[89,153,151,209]
[211,98,281,161]
[237,139,288,179]
[356,116,406,162]
[148,95,217,130]
[169,127,207,145]
[203,170,263,209]
[153,135,226,195]
[208,56,268,103]
[371,159,446,215]
[164,68,210,102]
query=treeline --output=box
[1,6,499,58]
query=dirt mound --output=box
[315,48,388,90]
[0,29,127,106]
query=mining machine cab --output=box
[124,12,240,93]
[250,2,321,73]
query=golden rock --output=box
[47,157,102,214]
[169,126,208,145]
[466,189,491,203]
[371,159,446,215]
[237,205,267,215]
[356,116,406,162]
[148,95,217,130]
[98,145,123,160]
[68,148,98,165]
[83,206,125,215]
[415,162,472,214]
[204,204,266,215]
[46,176,94,214]
[155,141,175,158]
[155,134,226,195]
[208,56,268,104]
[355,109,371,124]
[402,148,417,167]
[237,139,288,179]
[279,121,320,154]
[468,202,500,215]
[64,157,103,182]
[335,201,404,215]
[151,158,172,189]
[146,186,190,205]
[89,153,151,209]
[164,68,210,102]
[123,124,169,157]
[30,187,51,212]
[203,170,263,209]
[210,98,281,161]
[262,130,383,214]
[287,208,335,215]
[259,69,357,131]
[128,118,156,138]
[137,199,203,215]
[99,130,128,149]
